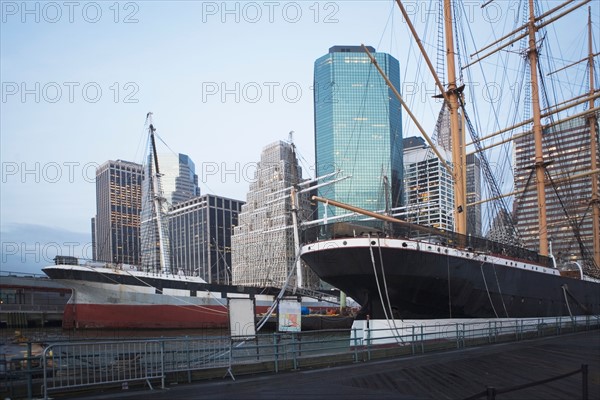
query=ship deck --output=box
[77,330,599,399]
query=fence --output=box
[463,364,589,400]
[0,315,597,399]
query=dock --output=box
[68,329,599,400]
[0,274,70,328]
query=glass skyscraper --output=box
[314,46,403,219]
[140,152,200,272]
[157,153,200,205]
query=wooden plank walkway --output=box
[79,330,599,399]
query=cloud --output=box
[1,223,91,275]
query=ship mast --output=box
[147,114,171,274]
[587,6,600,268]
[443,0,467,236]
[527,0,549,256]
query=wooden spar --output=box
[393,0,448,103]
[311,196,441,236]
[443,0,467,236]
[361,45,453,177]
[465,0,590,70]
[466,92,600,147]
[588,6,600,268]
[468,106,600,155]
[467,169,600,208]
[528,0,549,256]
[471,0,575,58]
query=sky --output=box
[1,0,598,274]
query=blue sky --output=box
[1,1,597,274]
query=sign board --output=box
[228,297,256,339]
[278,299,301,332]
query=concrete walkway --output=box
[77,330,599,400]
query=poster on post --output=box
[228,297,256,339]
[278,299,301,332]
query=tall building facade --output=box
[435,106,482,237]
[94,160,143,265]
[466,153,482,237]
[514,112,600,267]
[401,137,454,230]
[158,153,200,205]
[314,45,403,219]
[169,194,243,283]
[232,141,319,289]
[141,152,200,271]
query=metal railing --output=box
[463,364,589,400]
[0,315,596,399]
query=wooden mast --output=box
[588,6,600,268]
[527,0,549,256]
[443,0,467,236]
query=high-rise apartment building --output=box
[232,141,319,289]
[169,194,243,283]
[94,160,143,265]
[401,137,454,231]
[314,45,403,219]
[514,112,600,267]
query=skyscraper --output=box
[466,153,482,237]
[514,112,600,268]
[435,106,482,237]
[140,152,200,271]
[232,140,319,289]
[169,194,243,283]
[157,153,200,205]
[402,137,454,231]
[313,45,403,219]
[94,160,143,265]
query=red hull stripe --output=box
[63,304,271,329]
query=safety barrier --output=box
[0,315,596,399]
[462,364,589,400]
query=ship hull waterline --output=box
[301,237,600,320]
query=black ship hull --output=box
[301,236,600,320]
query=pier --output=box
[0,273,69,328]
[79,330,599,400]
[1,316,598,399]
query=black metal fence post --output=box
[582,364,588,400]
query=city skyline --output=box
[2,2,596,274]
[314,45,403,220]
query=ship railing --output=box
[287,287,340,304]
[302,221,552,267]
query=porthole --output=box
[402,242,407,248]
[371,241,376,246]
[343,241,347,245]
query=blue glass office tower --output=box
[314,46,403,219]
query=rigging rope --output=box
[479,261,499,318]
[367,234,404,344]
[491,261,510,318]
